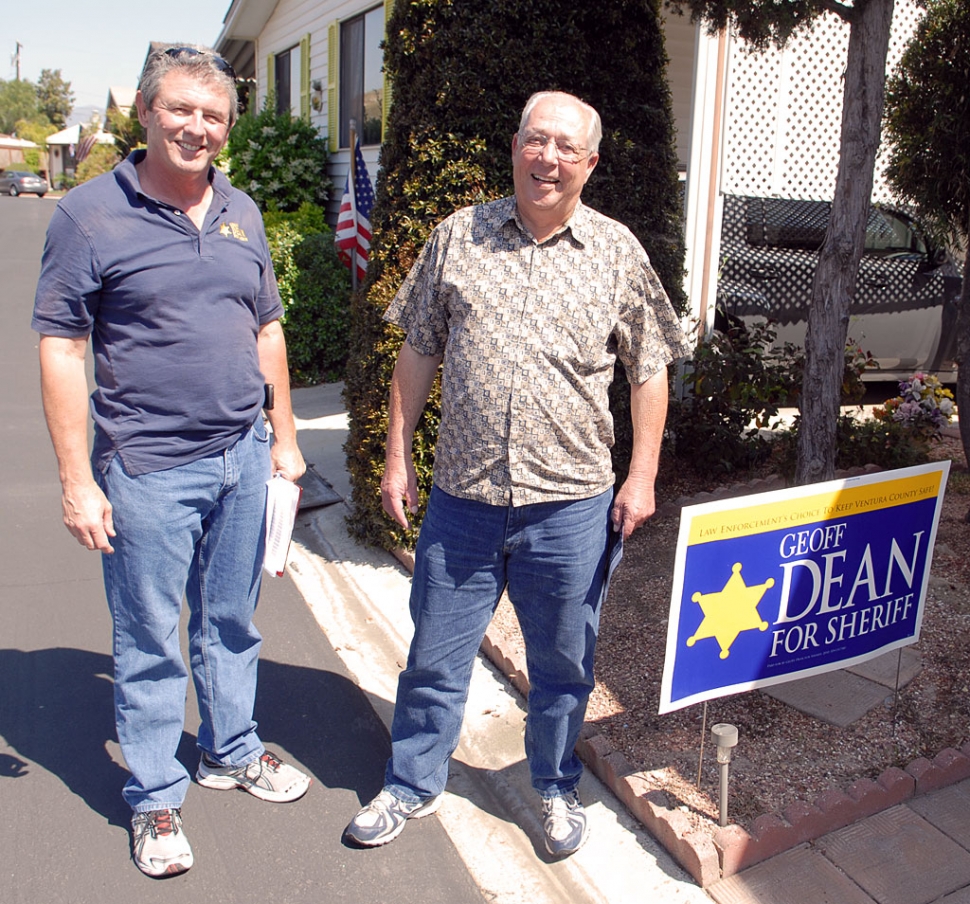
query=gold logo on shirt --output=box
[219,222,249,242]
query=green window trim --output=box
[266,52,276,105]
[383,0,394,138]
[328,22,338,153]
[300,33,311,121]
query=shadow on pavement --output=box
[254,658,391,806]
[0,649,393,828]
[0,647,130,827]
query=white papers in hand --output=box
[263,474,302,577]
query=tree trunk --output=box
[795,0,895,485]
[956,239,970,521]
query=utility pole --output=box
[13,41,22,80]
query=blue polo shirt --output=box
[32,151,283,476]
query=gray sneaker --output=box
[131,808,193,877]
[345,788,443,846]
[196,751,311,802]
[541,790,588,857]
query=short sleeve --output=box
[384,224,450,357]
[613,232,692,383]
[31,205,102,337]
[251,215,284,325]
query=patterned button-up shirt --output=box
[385,196,691,507]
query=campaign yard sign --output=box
[659,462,949,714]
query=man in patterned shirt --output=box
[346,91,690,857]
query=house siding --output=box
[660,9,696,171]
[256,0,384,224]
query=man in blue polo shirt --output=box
[32,45,310,878]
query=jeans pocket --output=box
[252,417,270,444]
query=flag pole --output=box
[349,119,358,293]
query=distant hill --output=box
[66,104,103,128]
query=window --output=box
[864,209,927,257]
[338,6,384,146]
[267,35,310,120]
[743,197,930,258]
[273,46,300,117]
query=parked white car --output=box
[716,195,962,382]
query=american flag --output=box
[75,132,98,164]
[335,138,374,284]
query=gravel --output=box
[491,435,970,840]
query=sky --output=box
[1,0,234,124]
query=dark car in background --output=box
[716,195,962,382]
[0,170,49,197]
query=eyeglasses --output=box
[518,132,588,164]
[163,47,237,82]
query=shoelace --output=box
[544,792,580,816]
[259,752,282,773]
[141,809,178,839]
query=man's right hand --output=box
[381,455,420,530]
[61,478,116,553]
[380,343,442,531]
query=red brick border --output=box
[570,719,970,886]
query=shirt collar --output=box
[505,196,590,247]
[116,149,232,208]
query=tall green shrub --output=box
[264,203,352,385]
[344,0,686,550]
[75,144,121,184]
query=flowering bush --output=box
[841,339,876,405]
[226,96,331,212]
[874,373,956,442]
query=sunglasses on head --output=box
[163,47,237,82]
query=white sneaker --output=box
[344,788,443,846]
[541,790,589,857]
[131,808,193,877]
[196,751,311,802]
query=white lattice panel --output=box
[721,1,924,202]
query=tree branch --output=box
[820,0,858,24]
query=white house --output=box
[215,0,928,333]
[216,0,391,223]
[106,87,138,118]
[0,135,40,172]
[677,2,927,336]
[46,124,116,187]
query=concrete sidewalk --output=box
[291,381,970,904]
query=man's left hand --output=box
[271,440,306,482]
[611,475,656,539]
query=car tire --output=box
[8,185,18,196]
[38,193,46,198]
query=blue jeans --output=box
[385,486,622,802]
[96,421,270,813]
